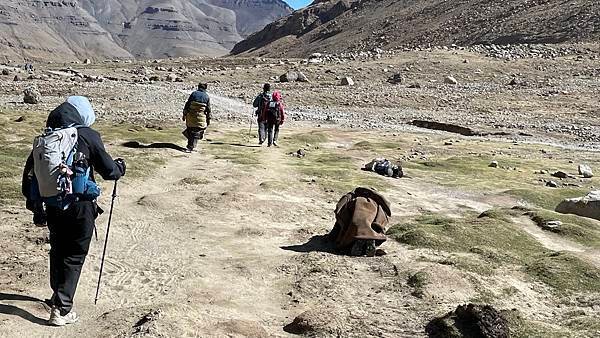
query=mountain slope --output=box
[0,0,292,62]
[231,0,600,57]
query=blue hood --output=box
[67,96,96,127]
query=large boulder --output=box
[280,71,298,82]
[426,303,509,338]
[556,191,600,221]
[23,87,41,104]
[578,164,593,178]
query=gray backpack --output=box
[32,127,79,206]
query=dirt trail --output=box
[0,126,518,337]
[515,216,600,268]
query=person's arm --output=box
[21,152,34,199]
[279,104,285,125]
[252,94,261,108]
[85,129,123,181]
[183,94,193,121]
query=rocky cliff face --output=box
[231,0,600,57]
[0,0,292,62]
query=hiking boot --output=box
[49,307,79,326]
[273,142,279,147]
[350,239,377,257]
[267,143,272,147]
[184,148,192,153]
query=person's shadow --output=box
[0,293,48,326]
[280,234,336,253]
[122,141,187,152]
[209,141,261,148]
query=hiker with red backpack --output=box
[252,83,271,145]
[266,90,286,147]
[22,96,126,326]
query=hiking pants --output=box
[267,122,280,146]
[258,120,267,144]
[46,201,97,315]
[184,127,205,150]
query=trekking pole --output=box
[248,109,254,136]
[94,180,118,305]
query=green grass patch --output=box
[507,187,589,211]
[504,309,572,338]
[525,252,600,293]
[282,131,329,147]
[525,209,600,247]
[180,176,212,186]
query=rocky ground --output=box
[0,44,599,337]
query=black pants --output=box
[266,122,280,146]
[46,201,96,315]
[183,127,205,150]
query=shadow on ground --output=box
[0,293,48,326]
[122,141,187,152]
[210,141,261,148]
[280,234,336,253]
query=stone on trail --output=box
[489,161,499,168]
[426,303,509,338]
[1,69,9,76]
[283,308,341,335]
[340,76,354,86]
[23,87,41,104]
[546,180,559,188]
[444,75,458,85]
[387,73,404,84]
[556,191,600,221]
[579,164,593,178]
[83,58,92,65]
[551,171,571,179]
[541,220,562,232]
[280,71,298,82]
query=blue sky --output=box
[285,0,312,9]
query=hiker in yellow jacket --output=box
[182,82,211,153]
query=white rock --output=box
[556,191,600,221]
[340,77,354,86]
[444,75,458,85]
[579,164,593,178]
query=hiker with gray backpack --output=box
[22,96,126,326]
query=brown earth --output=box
[232,0,600,57]
[0,48,600,337]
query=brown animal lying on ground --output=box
[329,187,391,256]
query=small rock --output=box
[551,171,569,179]
[408,83,422,89]
[1,69,9,76]
[23,87,41,104]
[15,116,25,122]
[387,73,404,84]
[542,220,562,232]
[444,75,458,85]
[578,164,593,178]
[83,58,92,65]
[444,141,453,146]
[13,75,21,81]
[489,161,499,168]
[340,77,354,86]
[546,180,559,188]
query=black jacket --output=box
[22,102,122,199]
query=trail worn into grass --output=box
[1,128,599,337]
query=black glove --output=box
[114,158,126,177]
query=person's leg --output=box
[52,201,95,316]
[46,208,62,304]
[184,128,194,150]
[267,122,274,146]
[258,121,266,144]
[273,124,280,146]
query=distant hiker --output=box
[265,90,286,147]
[182,82,211,153]
[328,187,391,256]
[363,158,403,178]
[253,83,271,145]
[22,96,126,326]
